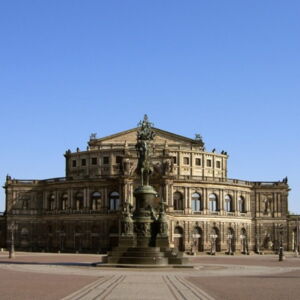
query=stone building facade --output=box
[2,125,299,254]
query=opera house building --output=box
[1,118,299,254]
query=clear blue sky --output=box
[0,1,299,213]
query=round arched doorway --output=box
[174,226,184,251]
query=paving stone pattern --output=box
[0,252,300,300]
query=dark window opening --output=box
[195,158,201,166]
[183,157,189,165]
[72,160,77,167]
[91,157,97,165]
[81,159,86,166]
[103,156,109,164]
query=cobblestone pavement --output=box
[0,252,300,300]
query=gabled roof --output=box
[89,127,204,146]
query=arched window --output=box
[48,194,55,210]
[238,196,246,213]
[75,192,83,210]
[209,193,218,211]
[61,193,68,210]
[91,192,101,210]
[224,194,232,212]
[173,192,184,210]
[109,192,120,211]
[210,227,221,252]
[191,193,201,212]
[192,227,203,252]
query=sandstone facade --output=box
[2,126,298,254]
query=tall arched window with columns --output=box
[173,192,184,210]
[191,193,201,212]
[61,193,68,210]
[91,192,101,210]
[109,192,120,211]
[209,193,218,211]
[238,196,246,213]
[225,194,232,212]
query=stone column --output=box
[203,188,208,214]
[220,189,224,214]
[87,187,90,209]
[55,190,59,210]
[69,189,73,210]
[104,187,108,210]
[83,188,87,208]
[178,151,182,176]
[109,152,114,176]
[184,187,188,213]
[234,190,238,215]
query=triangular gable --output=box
[89,127,203,146]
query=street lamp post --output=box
[278,224,285,261]
[8,222,18,259]
[210,234,217,255]
[296,217,299,257]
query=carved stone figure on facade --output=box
[153,162,163,175]
[194,133,204,145]
[263,233,273,250]
[125,201,134,215]
[268,239,273,250]
[122,158,131,175]
[121,158,137,176]
[264,199,271,215]
[163,159,174,176]
[157,202,168,237]
[89,133,97,140]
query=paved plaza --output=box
[0,252,300,300]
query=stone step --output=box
[108,256,169,265]
[111,246,162,252]
[109,251,166,258]
[168,257,189,265]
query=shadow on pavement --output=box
[0,261,100,267]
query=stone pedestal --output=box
[106,184,188,266]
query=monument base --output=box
[106,245,189,266]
